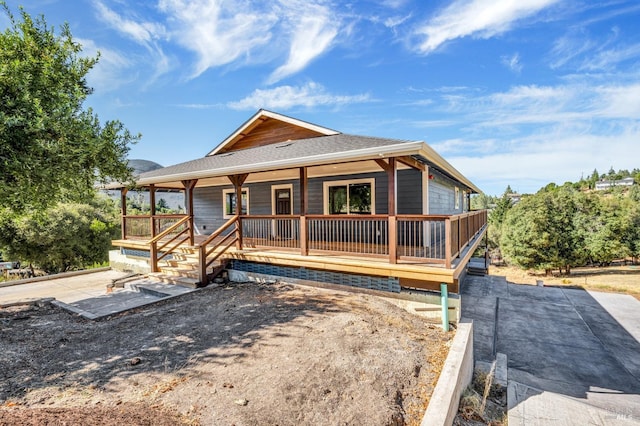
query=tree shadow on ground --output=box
[0,281,354,401]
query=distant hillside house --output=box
[595,177,635,191]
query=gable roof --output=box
[133,133,481,194]
[207,109,339,156]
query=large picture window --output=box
[323,179,375,215]
[223,188,249,218]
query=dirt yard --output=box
[0,281,451,425]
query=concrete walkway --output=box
[461,275,640,425]
[0,270,197,319]
[0,270,129,305]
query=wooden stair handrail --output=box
[149,215,190,273]
[197,215,240,284]
[149,215,190,245]
[199,215,239,247]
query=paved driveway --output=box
[461,275,640,425]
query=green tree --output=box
[0,4,138,211]
[0,199,119,273]
[501,186,580,274]
[471,193,496,210]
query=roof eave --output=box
[135,141,426,187]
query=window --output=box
[223,188,249,218]
[455,187,460,210]
[323,178,375,215]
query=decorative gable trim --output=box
[207,109,340,156]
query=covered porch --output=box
[112,157,487,292]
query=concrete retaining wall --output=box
[108,250,151,275]
[421,319,474,426]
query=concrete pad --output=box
[0,270,129,305]
[588,291,640,344]
[462,275,640,424]
[497,300,603,350]
[508,381,640,426]
[506,282,572,304]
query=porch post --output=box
[300,167,309,256]
[120,188,128,239]
[149,184,156,237]
[182,180,197,245]
[387,158,397,264]
[228,174,248,250]
[445,218,452,268]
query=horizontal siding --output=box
[193,169,425,233]
[428,169,464,215]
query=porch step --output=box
[468,257,488,276]
[147,272,200,288]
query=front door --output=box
[274,188,292,239]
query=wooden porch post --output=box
[299,167,308,256]
[445,218,452,268]
[388,158,397,264]
[120,188,128,239]
[375,158,398,264]
[228,174,248,250]
[149,184,156,237]
[182,180,197,245]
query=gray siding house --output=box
[110,110,486,293]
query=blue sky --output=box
[3,0,640,195]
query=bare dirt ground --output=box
[491,264,640,300]
[0,281,451,425]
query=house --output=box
[595,177,635,191]
[109,110,487,294]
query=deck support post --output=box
[149,185,156,237]
[300,167,308,256]
[120,188,128,239]
[182,180,198,245]
[440,283,449,331]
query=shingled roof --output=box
[108,110,481,193]
[130,133,480,193]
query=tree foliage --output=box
[500,182,640,274]
[0,198,119,273]
[0,3,138,211]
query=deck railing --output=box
[122,210,487,281]
[307,215,390,256]
[241,215,301,250]
[122,214,188,239]
[236,210,486,266]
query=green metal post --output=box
[440,283,449,331]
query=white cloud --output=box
[158,0,276,78]
[451,131,640,194]
[268,2,340,84]
[418,78,640,194]
[76,37,135,92]
[94,2,171,81]
[94,1,166,45]
[228,82,371,110]
[414,0,559,54]
[501,52,523,73]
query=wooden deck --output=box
[112,221,486,292]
